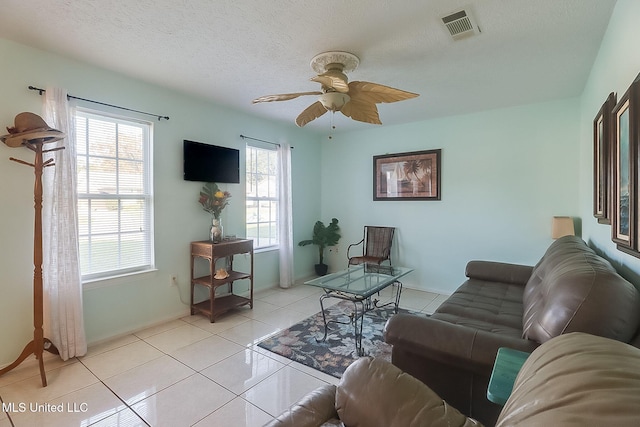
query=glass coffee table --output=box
[305,264,413,356]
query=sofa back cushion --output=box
[496,333,640,427]
[522,236,640,344]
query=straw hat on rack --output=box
[1,112,64,147]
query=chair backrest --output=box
[364,226,395,260]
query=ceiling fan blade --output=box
[348,81,419,104]
[310,71,349,93]
[340,99,381,125]
[252,91,322,104]
[296,101,328,127]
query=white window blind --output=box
[76,110,154,281]
[246,143,279,249]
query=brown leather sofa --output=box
[266,333,640,426]
[383,235,640,425]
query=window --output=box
[75,110,154,281]
[246,144,278,249]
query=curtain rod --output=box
[28,86,170,121]
[239,134,293,149]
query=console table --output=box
[190,239,253,322]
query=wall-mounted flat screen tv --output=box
[183,140,240,183]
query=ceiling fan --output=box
[252,51,419,127]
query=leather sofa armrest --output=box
[496,333,640,426]
[384,314,538,375]
[265,384,339,427]
[337,357,480,427]
[465,261,533,286]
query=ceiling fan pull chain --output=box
[329,112,335,140]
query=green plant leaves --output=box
[298,218,341,265]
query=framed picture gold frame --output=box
[373,149,441,201]
[593,92,616,224]
[611,76,640,255]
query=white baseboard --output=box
[86,308,191,348]
[403,283,452,297]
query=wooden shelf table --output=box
[190,239,253,322]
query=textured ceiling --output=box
[0,0,617,134]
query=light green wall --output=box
[3,0,638,367]
[320,99,581,293]
[0,38,320,366]
[579,0,640,285]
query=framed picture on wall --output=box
[611,75,640,254]
[593,92,616,224]
[373,149,441,201]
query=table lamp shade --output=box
[552,216,575,239]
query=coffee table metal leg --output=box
[317,293,330,343]
[315,286,401,356]
[393,281,403,313]
[352,299,366,356]
[316,292,367,356]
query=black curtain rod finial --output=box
[28,85,45,96]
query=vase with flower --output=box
[199,182,231,242]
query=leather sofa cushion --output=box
[522,236,640,344]
[433,280,525,338]
[496,332,640,426]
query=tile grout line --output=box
[0,287,443,426]
[75,357,151,427]
[0,393,16,427]
[82,322,285,425]
[132,329,292,426]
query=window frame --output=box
[245,143,279,250]
[75,108,155,282]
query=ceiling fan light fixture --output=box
[319,92,351,112]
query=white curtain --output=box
[278,142,294,288]
[42,87,87,360]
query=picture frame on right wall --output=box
[593,92,616,224]
[611,74,640,255]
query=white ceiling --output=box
[0,0,617,134]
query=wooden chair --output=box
[347,226,395,267]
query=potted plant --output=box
[298,218,341,276]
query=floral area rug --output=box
[257,300,416,378]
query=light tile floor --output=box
[0,284,445,427]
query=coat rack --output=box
[0,115,65,387]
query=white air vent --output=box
[441,9,479,40]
